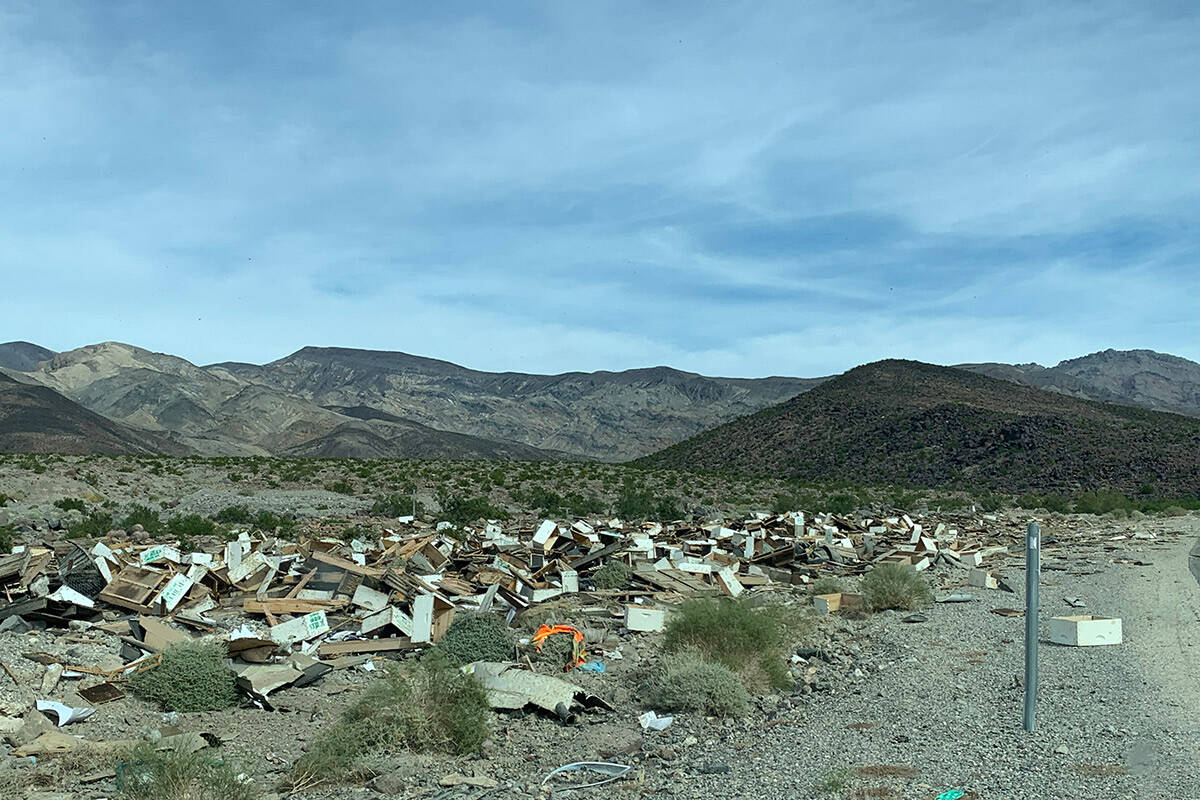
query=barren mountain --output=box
[212,346,823,460]
[0,372,183,455]
[957,349,1200,418]
[0,341,54,372]
[638,359,1200,496]
[19,343,562,459]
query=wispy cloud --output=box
[1,1,1196,375]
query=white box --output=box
[1048,615,1122,646]
[624,605,665,632]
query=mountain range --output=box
[1,340,1198,473]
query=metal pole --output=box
[1023,521,1040,732]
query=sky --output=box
[2,1,1197,378]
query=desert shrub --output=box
[117,744,256,800]
[68,511,114,539]
[617,479,680,521]
[121,505,164,534]
[434,489,507,525]
[370,493,412,517]
[54,497,88,513]
[291,655,489,786]
[251,509,295,534]
[825,492,859,515]
[1160,505,1187,517]
[591,561,632,590]
[975,492,1005,512]
[562,491,605,516]
[0,524,14,553]
[1073,491,1132,515]
[325,479,354,495]
[645,651,749,717]
[434,613,514,666]
[663,596,801,690]
[861,563,933,611]
[1015,493,1071,513]
[810,576,844,595]
[166,514,220,541]
[129,640,237,713]
[213,505,253,525]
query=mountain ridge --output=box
[636,359,1200,496]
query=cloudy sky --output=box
[2,1,1197,377]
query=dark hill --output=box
[0,341,54,372]
[0,373,184,455]
[636,360,1200,496]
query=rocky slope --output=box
[17,343,562,459]
[637,359,1200,496]
[212,346,822,460]
[0,372,183,455]
[957,349,1200,418]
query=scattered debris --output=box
[1048,615,1123,646]
[638,710,674,730]
[541,761,632,790]
[35,699,95,726]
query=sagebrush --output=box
[663,596,804,690]
[861,563,933,611]
[129,640,237,712]
[291,655,489,787]
[645,651,749,717]
[117,744,256,800]
[591,560,632,590]
[435,612,514,666]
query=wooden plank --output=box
[317,637,420,657]
[285,568,317,599]
[243,598,346,615]
[309,550,385,579]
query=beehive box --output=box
[1048,615,1122,646]
[812,592,864,615]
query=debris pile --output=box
[0,508,1038,736]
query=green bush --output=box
[0,524,15,553]
[292,656,489,786]
[645,651,750,717]
[370,493,414,517]
[116,744,256,800]
[213,505,253,525]
[121,504,164,534]
[166,514,221,541]
[1015,493,1071,513]
[861,563,933,611]
[591,561,633,590]
[434,613,514,666]
[325,479,354,495]
[68,511,114,539]
[825,492,859,515]
[53,497,88,513]
[616,479,681,521]
[129,640,237,713]
[435,489,507,525]
[1160,505,1188,517]
[663,597,801,690]
[810,576,844,595]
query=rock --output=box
[596,725,643,759]
[370,772,410,795]
[1054,744,1070,755]
[682,735,698,747]
[696,762,731,774]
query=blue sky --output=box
[2,1,1197,377]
